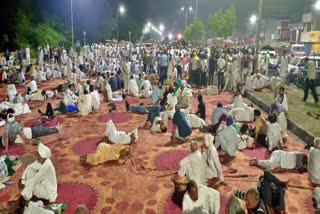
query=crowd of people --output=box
[0,40,319,214]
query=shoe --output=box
[38,109,42,115]
[112,103,117,110]
[125,101,130,112]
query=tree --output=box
[207,5,236,38]
[184,18,205,43]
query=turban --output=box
[276,103,284,113]
[204,134,214,149]
[314,187,320,209]
[38,143,51,159]
[180,83,185,90]
[226,116,233,126]
[169,81,174,88]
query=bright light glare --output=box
[119,5,125,14]
[316,1,320,10]
[147,22,151,27]
[159,24,165,32]
[168,33,173,40]
[189,6,193,12]
[250,15,257,24]
[181,7,185,11]
[178,34,182,39]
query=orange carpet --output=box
[0,79,315,214]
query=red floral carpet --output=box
[0,80,315,214]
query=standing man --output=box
[26,44,31,65]
[190,51,200,87]
[159,51,168,85]
[18,47,24,68]
[303,57,319,104]
[208,52,216,86]
[217,55,226,92]
[279,52,288,81]
[200,53,208,88]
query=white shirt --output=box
[308,147,320,184]
[267,123,283,151]
[183,184,220,214]
[216,125,240,157]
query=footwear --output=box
[111,103,117,110]
[37,109,42,115]
[125,101,130,112]
[56,123,62,132]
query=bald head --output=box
[73,204,89,214]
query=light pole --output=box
[181,6,193,28]
[117,5,126,42]
[71,0,74,47]
[195,0,198,18]
[255,0,263,73]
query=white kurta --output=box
[228,107,254,122]
[182,184,220,214]
[258,150,301,170]
[128,79,141,97]
[7,84,17,103]
[0,102,31,116]
[140,80,152,98]
[78,94,92,116]
[266,123,283,151]
[105,120,132,144]
[215,126,240,157]
[187,114,206,128]
[27,80,38,93]
[63,89,78,105]
[308,147,320,184]
[21,159,57,202]
[90,90,100,111]
[23,200,54,214]
[277,112,287,138]
[178,151,207,185]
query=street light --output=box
[178,34,182,39]
[250,15,257,24]
[71,0,74,47]
[159,24,165,32]
[189,6,193,12]
[181,7,185,11]
[168,33,173,40]
[117,5,126,41]
[316,0,320,10]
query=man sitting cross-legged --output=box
[102,120,138,145]
[80,143,131,166]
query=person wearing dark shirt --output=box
[115,74,122,90]
[208,53,217,86]
[196,94,206,120]
[172,105,192,140]
[108,73,118,92]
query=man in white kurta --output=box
[186,114,206,129]
[308,138,320,185]
[182,180,220,214]
[21,143,57,202]
[266,114,283,151]
[7,84,17,103]
[128,78,142,98]
[215,117,240,157]
[90,89,100,111]
[26,45,31,65]
[104,120,138,144]
[63,85,78,106]
[203,134,224,182]
[227,92,254,122]
[178,141,207,185]
[280,55,288,80]
[78,92,92,116]
[250,150,308,171]
[140,77,152,98]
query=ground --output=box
[0,79,316,214]
[253,86,320,137]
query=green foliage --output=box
[10,9,67,57]
[184,18,205,43]
[207,5,236,38]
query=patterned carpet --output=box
[0,79,315,214]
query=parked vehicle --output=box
[291,44,305,57]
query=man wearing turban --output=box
[20,143,57,203]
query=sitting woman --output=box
[80,143,131,166]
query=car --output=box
[291,44,305,57]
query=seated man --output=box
[209,102,228,134]
[183,180,220,214]
[54,100,78,114]
[252,109,268,147]
[202,134,224,183]
[177,83,190,109]
[227,91,254,122]
[266,113,283,151]
[80,143,131,166]
[140,75,152,98]
[63,84,78,106]
[128,75,142,98]
[177,141,207,185]
[78,90,92,116]
[151,82,162,104]
[249,150,308,173]
[1,114,23,152]
[20,143,57,202]
[195,94,205,121]
[215,116,241,157]
[89,85,100,112]
[308,137,320,186]
[104,120,138,144]
[172,105,192,140]
[252,73,269,91]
